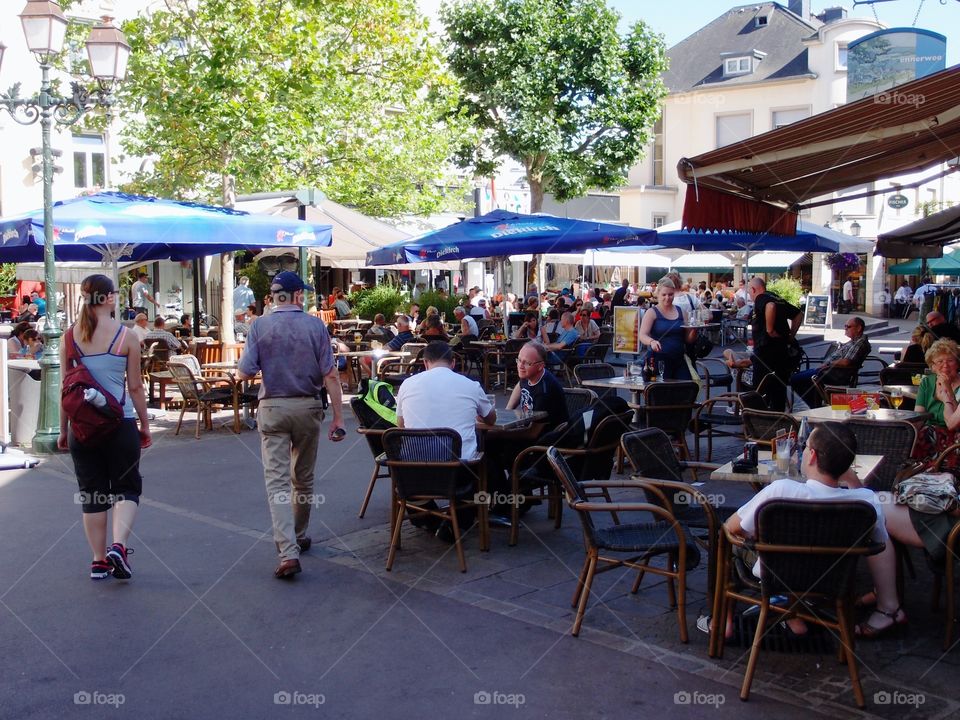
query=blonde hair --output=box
[657,277,677,291]
[925,338,960,368]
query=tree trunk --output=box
[220,170,236,344]
[526,178,545,292]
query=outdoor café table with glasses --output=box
[711,449,883,491]
[577,373,689,425]
[472,409,548,551]
[791,406,929,424]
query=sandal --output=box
[854,589,877,609]
[855,606,907,639]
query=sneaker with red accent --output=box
[106,543,133,579]
[90,560,112,580]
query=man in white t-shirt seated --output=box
[701,422,887,639]
[453,306,478,339]
[396,341,496,460]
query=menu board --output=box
[613,306,642,354]
[803,294,831,328]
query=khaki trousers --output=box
[258,397,325,561]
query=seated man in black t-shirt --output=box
[506,342,568,431]
[484,342,569,504]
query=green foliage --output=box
[768,277,804,308]
[118,0,466,216]
[412,290,464,318]
[0,264,18,297]
[351,285,405,320]
[440,0,668,210]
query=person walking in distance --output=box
[130,272,159,319]
[238,271,345,579]
[59,274,151,580]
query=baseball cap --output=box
[271,271,313,293]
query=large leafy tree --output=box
[116,0,462,333]
[120,0,459,213]
[441,0,667,282]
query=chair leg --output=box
[357,465,383,519]
[631,560,649,594]
[836,600,866,708]
[572,554,592,608]
[572,551,598,637]
[195,406,203,438]
[385,500,406,571]
[174,404,187,436]
[675,563,688,644]
[740,600,769,702]
[448,503,467,573]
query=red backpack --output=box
[61,326,126,446]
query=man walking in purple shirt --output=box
[238,272,345,579]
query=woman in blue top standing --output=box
[638,278,696,380]
[58,274,151,581]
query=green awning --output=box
[889,251,960,275]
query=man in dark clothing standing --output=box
[748,277,802,411]
[611,279,630,308]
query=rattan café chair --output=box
[713,499,884,708]
[546,447,700,640]
[381,428,484,573]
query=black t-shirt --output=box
[612,286,628,307]
[518,370,568,431]
[751,292,798,351]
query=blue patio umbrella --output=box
[0,191,332,266]
[649,221,841,253]
[365,209,658,265]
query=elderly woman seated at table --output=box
[912,338,960,464]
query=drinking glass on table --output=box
[628,361,644,383]
[775,437,795,474]
[889,387,903,414]
[657,360,666,378]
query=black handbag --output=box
[686,333,713,360]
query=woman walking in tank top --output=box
[58,274,151,580]
[638,278,696,380]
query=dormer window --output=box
[724,56,752,75]
[755,15,769,28]
[721,49,766,77]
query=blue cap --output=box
[270,271,313,293]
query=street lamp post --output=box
[0,1,129,453]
